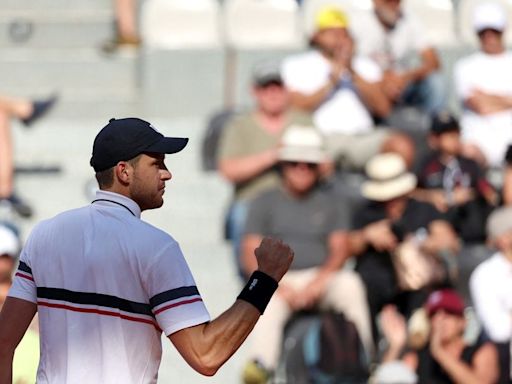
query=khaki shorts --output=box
[326,128,390,171]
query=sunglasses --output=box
[282,161,318,169]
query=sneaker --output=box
[242,360,271,384]
[21,94,58,127]
[101,35,141,54]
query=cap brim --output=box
[145,137,189,154]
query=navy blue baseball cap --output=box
[430,112,460,135]
[90,118,189,172]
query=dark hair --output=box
[505,145,512,165]
[95,155,142,189]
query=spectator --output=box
[241,125,372,383]
[454,2,512,168]
[217,60,312,276]
[0,223,39,384]
[470,206,512,382]
[349,153,459,343]
[350,0,445,115]
[503,145,512,205]
[0,94,58,218]
[102,0,141,53]
[380,289,500,384]
[282,5,415,171]
[413,112,498,243]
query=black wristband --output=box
[237,271,278,315]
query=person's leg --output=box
[355,254,398,348]
[0,96,32,120]
[0,94,58,127]
[0,109,13,199]
[319,270,374,358]
[226,200,249,279]
[401,72,446,115]
[114,0,139,42]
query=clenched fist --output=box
[254,237,294,282]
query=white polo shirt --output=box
[9,190,210,384]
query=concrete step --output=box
[0,10,113,49]
[1,0,111,11]
[0,48,139,91]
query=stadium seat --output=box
[224,0,303,49]
[140,0,221,49]
[458,0,512,47]
[403,0,458,47]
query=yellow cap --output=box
[315,5,349,30]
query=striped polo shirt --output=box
[9,190,210,383]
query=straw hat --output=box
[361,153,417,201]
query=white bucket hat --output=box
[361,153,417,202]
[278,124,329,164]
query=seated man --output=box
[454,2,512,168]
[218,60,312,275]
[241,125,372,383]
[282,5,414,171]
[470,206,512,383]
[414,112,498,243]
[379,289,499,384]
[349,153,460,343]
[350,0,445,116]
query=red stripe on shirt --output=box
[37,301,162,332]
[153,297,203,315]
[15,272,34,281]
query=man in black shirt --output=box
[349,153,459,343]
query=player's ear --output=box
[114,161,131,184]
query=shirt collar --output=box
[93,190,142,218]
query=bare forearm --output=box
[435,352,487,384]
[289,80,337,112]
[219,149,277,184]
[0,119,13,198]
[353,74,391,118]
[348,230,368,256]
[404,48,440,83]
[170,300,261,376]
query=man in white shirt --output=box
[0,117,294,383]
[350,0,444,115]
[470,206,512,382]
[282,5,414,171]
[454,2,512,168]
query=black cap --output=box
[90,118,189,172]
[430,112,460,135]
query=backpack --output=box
[286,311,369,384]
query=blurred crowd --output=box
[3,0,512,383]
[212,0,512,383]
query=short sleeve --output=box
[332,195,351,231]
[217,116,245,160]
[145,242,210,336]
[9,236,37,304]
[353,56,383,83]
